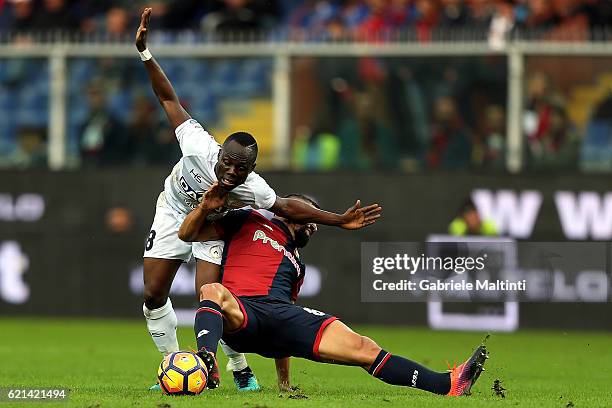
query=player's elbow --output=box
[178,227,194,242]
[271,197,291,218]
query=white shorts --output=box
[143,205,224,265]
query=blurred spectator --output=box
[547,0,589,41]
[1,127,47,168]
[344,90,397,169]
[72,0,113,34]
[291,125,340,170]
[289,0,340,33]
[527,104,579,170]
[105,7,131,38]
[387,0,414,28]
[124,95,159,166]
[488,1,515,49]
[523,70,578,171]
[79,81,127,167]
[448,198,498,236]
[439,0,471,28]
[105,206,135,234]
[124,95,181,166]
[472,104,505,169]
[0,0,610,42]
[355,0,391,41]
[413,0,439,41]
[6,0,34,33]
[581,93,612,172]
[29,0,79,33]
[202,0,280,39]
[426,95,472,169]
[149,126,182,166]
[523,71,560,142]
[160,0,207,30]
[581,0,612,35]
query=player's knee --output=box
[354,335,382,365]
[199,282,225,303]
[143,285,168,310]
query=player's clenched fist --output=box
[135,7,152,52]
[199,182,229,211]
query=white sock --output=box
[143,298,179,356]
[219,339,248,371]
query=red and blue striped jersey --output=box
[213,209,305,302]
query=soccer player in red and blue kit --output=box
[178,183,488,395]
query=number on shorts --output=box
[145,230,156,251]
[303,307,325,316]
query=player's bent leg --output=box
[317,320,452,395]
[195,259,222,294]
[195,259,260,391]
[317,320,381,367]
[195,283,246,389]
[143,258,182,356]
[198,282,244,332]
[143,257,182,309]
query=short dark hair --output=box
[224,131,257,149]
[459,198,477,215]
[284,193,320,209]
[223,131,258,162]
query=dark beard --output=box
[294,228,311,248]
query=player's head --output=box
[215,132,258,190]
[282,194,320,248]
[459,198,481,233]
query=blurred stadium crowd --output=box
[0,0,610,41]
[291,55,612,173]
[0,1,611,172]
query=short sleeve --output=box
[213,209,252,240]
[230,172,277,210]
[175,119,220,157]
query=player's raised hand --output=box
[339,200,382,229]
[135,7,152,52]
[199,182,228,211]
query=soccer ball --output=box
[157,351,208,395]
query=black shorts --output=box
[222,295,337,361]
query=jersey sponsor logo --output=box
[179,176,204,206]
[189,168,203,184]
[252,230,301,274]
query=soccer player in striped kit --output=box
[179,183,487,395]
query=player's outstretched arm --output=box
[135,7,190,129]
[270,197,382,230]
[178,182,228,242]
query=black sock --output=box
[194,300,223,354]
[368,350,451,395]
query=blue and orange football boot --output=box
[447,345,488,396]
[197,349,221,389]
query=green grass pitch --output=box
[1,318,611,407]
